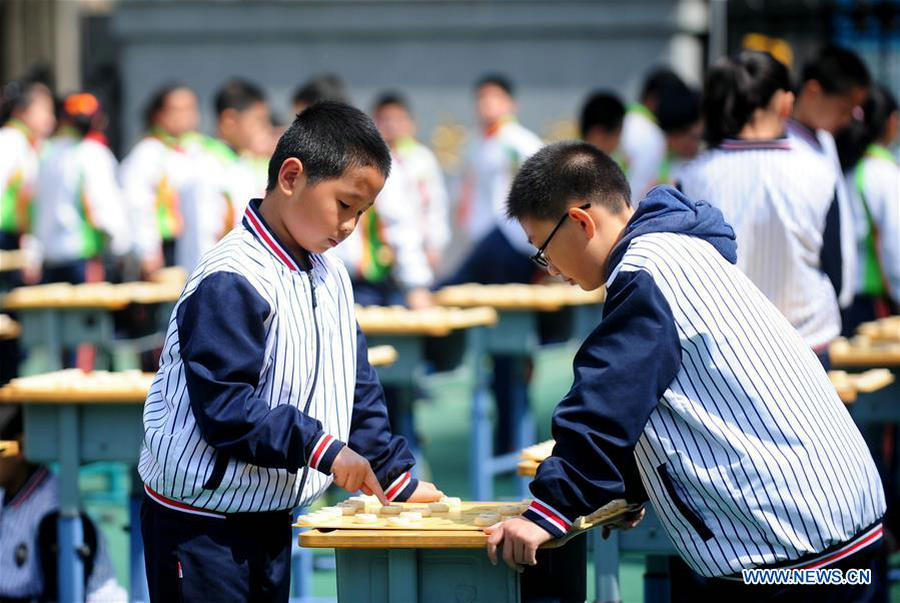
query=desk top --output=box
[368,345,397,367]
[357,305,497,336]
[299,499,634,549]
[0,250,25,272]
[0,369,155,403]
[830,338,900,367]
[857,316,900,344]
[0,314,20,339]
[434,283,605,312]
[3,281,182,310]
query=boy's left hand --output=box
[485,517,553,570]
[405,480,443,503]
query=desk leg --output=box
[388,550,418,602]
[594,530,621,603]
[644,555,671,603]
[58,406,84,603]
[470,329,493,500]
[509,356,534,498]
[129,469,149,603]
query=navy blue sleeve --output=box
[523,270,681,537]
[820,193,843,298]
[177,272,342,474]
[347,323,418,502]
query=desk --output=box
[434,284,605,500]
[0,371,152,603]
[3,281,181,373]
[299,499,623,603]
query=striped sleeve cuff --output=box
[522,498,573,539]
[384,471,418,502]
[309,433,345,475]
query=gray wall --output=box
[112,0,705,160]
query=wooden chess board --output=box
[356,305,497,336]
[830,337,900,367]
[295,496,637,532]
[0,369,156,403]
[0,314,20,339]
[0,249,25,272]
[3,281,182,310]
[857,317,900,344]
[367,345,397,367]
[434,283,605,311]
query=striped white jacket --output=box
[523,187,885,577]
[138,198,417,515]
[678,138,842,349]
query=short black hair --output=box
[801,45,871,94]
[373,90,410,114]
[0,80,53,125]
[266,101,391,192]
[214,78,266,116]
[507,141,629,222]
[579,91,625,138]
[640,67,684,104]
[142,82,193,130]
[836,83,899,170]
[476,73,515,97]
[291,73,349,108]
[657,83,701,134]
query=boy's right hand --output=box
[331,445,389,505]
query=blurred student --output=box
[453,73,543,281]
[291,73,350,115]
[33,93,129,285]
[788,45,871,310]
[120,83,199,273]
[679,51,841,367]
[0,81,55,256]
[373,91,450,271]
[656,83,703,187]
[0,410,127,603]
[835,84,900,333]
[179,79,270,271]
[448,74,543,454]
[579,90,626,163]
[620,68,685,201]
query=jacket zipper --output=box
[295,274,321,501]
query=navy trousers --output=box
[141,495,293,603]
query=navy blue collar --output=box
[787,119,823,152]
[718,137,791,151]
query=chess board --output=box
[0,369,155,403]
[295,496,639,533]
[356,305,497,336]
[434,283,605,311]
[857,317,900,343]
[830,336,900,367]
[3,281,182,310]
[0,314,20,339]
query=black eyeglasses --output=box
[530,203,591,268]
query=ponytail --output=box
[702,51,790,146]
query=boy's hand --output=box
[601,506,646,540]
[485,517,553,570]
[405,481,443,503]
[331,445,388,505]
